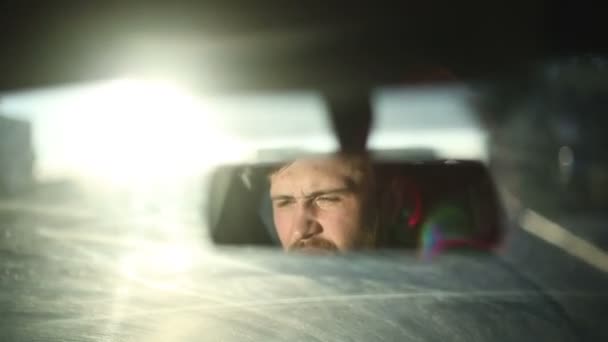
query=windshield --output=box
[1,62,607,341]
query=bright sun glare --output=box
[60,78,248,185]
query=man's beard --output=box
[288,237,338,254]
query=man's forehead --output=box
[270,158,357,193]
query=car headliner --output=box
[0,1,605,93]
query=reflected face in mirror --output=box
[269,155,376,253]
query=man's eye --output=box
[315,196,341,207]
[318,196,340,202]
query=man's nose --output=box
[292,202,322,240]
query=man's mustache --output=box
[288,237,338,253]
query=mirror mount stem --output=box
[325,89,373,154]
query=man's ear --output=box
[260,189,281,245]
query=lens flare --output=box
[63,78,248,186]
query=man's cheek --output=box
[319,213,355,241]
[273,213,291,245]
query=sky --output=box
[0,79,487,183]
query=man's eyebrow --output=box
[270,195,295,201]
[270,187,351,201]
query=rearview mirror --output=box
[205,155,505,256]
